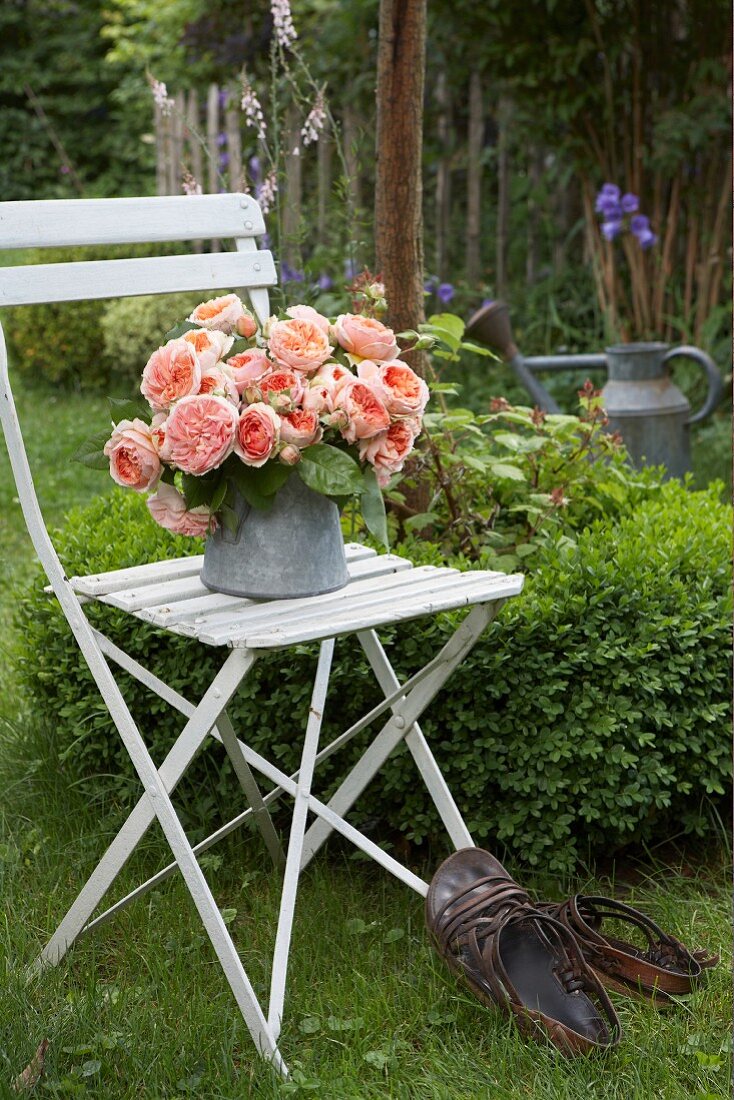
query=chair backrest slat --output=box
[0,193,265,250]
[0,249,277,307]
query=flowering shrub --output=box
[78,290,429,547]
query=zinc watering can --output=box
[466,301,724,480]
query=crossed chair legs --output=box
[31,603,502,1078]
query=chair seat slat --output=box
[0,194,264,250]
[0,249,277,307]
[233,572,523,649]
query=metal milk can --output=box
[465,301,724,478]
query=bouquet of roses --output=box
[79,291,429,547]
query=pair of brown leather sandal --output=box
[425,848,717,1055]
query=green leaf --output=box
[210,478,228,514]
[427,313,465,341]
[229,463,278,510]
[488,462,526,481]
[458,340,499,359]
[404,511,439,531]
[163,320,197,341]
[257,462,292,497]
[181,472,218,510]
[429,382,461,395]
[359,466,389,549]
[298,444,364,497]
[108,396,149,423]
[72,430,111,470]
[220,502,240,533]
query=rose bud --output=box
[243,385,263,405]
[236,312,258,338]
[279,444,302,466]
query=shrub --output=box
[99,292,204,386]
[12,481,731,871]
[3,248,194,392]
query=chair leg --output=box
[34,649,254,971]
[267,639,334,1039]
[298,603,496,870]
[358,629,474,849]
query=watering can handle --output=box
[663,345,724,426]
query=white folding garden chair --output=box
[0,194,524,1079]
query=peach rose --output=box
[359,418,419,486]
[147,481,216,537]
[279,409,323,448]
[150,412,173,462]
[226,348,273,394]
[234,402,280,467]
[333,313,399,362]
[104,418,161,492]
[165,394,238,475]
[257,368,305,411]
[361,359,429,417]
[188,294,254,336]
[141,338,201,411]
[182,328,234,371]
[268,317,332,373]
[336,380,391,443]
[302,379,334,415]
[286,304,330,335]
[198,365,240,406]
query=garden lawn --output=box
[0,382,731,1098]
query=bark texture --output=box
[375,0,427,349]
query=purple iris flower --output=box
[482,298,495,308]
[601,219,623,241]
[217,132,227,147]
[595,182,620,212]
[343,258,358,280]
[219,89,228,107]
[630,214,649,235]
[259,232,271,248]
[598,198,623,220]
[219,152,229,168]
[317,273,333,291]
[621,192,639,213]
[281,262,304,283]
[637,229,657,250]
[249,155,261,182]
[437,282,455,304]
[424,275,438,294]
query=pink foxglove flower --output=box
[271,0,297,48]
[301,90,327,146]
[240,76,267,142]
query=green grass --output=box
[0,380,731,1097]
[0,739,730,1099]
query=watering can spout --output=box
[466,300,519,360]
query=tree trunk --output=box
[526,146,542,285]
[495,94,511,297]
[374,0,427,356]
[465,69,484,286]
[435,69,452,280]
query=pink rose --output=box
[141,338,201,411]
[150,412,173,462]
[336,380,391,443]
[165,394,238,475]
[188,293,252,335]
[359,419,419,486]
[333,313,399,362]
[182,328,234,371]
[257,368,305,411]
[279,409,323,448]
[302,379,334,415]
[286,304,331,335]
[226,348,273,395]
[147,481,215,537]
[104,418,161,492]
[361,359,429,417]
[268,318,332,373]
[317,361,355,394]
[234,402,280,467]
[198,365,240,406]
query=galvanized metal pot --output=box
[602,342,722,479]
[201,472,349,600]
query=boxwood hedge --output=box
[11,481,731,871]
